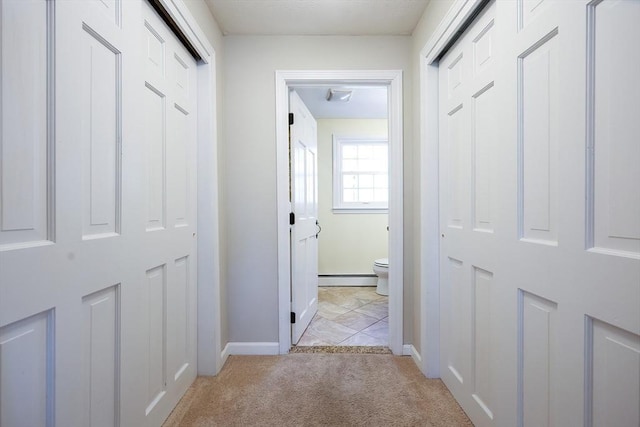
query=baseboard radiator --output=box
[318,275,377,286]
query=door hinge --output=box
[289,112,294,125]
[290,312,296,324]
[290,212,295,225]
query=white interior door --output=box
[438,4,500,425]
[139,2,198,425]
[290,90,319,344]
[0,1,198,426]
[438,1,640,426]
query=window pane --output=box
[372,157,387,172]
[342,159,358,172]
[373,189,388,202]
[343,174,358,189]
[358,159,375,172]
[359,174,374,188]
[358,145,373,160]
[342,144,358,159]
[343,189,357,202]
[374,175,388,188]
[373,145,387,159]
[359,189,373,202]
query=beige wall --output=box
[317,119,389,276]
[222,35,414,343]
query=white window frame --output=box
[332,135,389,213]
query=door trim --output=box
[155,0,222,375]
[418,0,486,377]
[275,70,404,355]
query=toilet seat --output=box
[374,258,388,267]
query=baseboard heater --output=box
[318,275,377,286]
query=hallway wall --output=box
[221,35,414,344]
[188,0,458,360]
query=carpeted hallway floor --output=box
[163,354,473,426]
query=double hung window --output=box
[333,136,388,213]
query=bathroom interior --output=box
[294,85,390,347]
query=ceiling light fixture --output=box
[326,89,352,102]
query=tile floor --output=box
[296,286,388,347]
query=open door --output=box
[289,90,319,344]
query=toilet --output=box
[373,258,389,296]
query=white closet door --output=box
[139,3,199,425]
[0,1,198,426]
[438,3,500,425]
[0,2,133,425]
[438,1,640,426]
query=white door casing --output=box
[289,90,319,344]
[0,0,212,425]
[275,70,404,355]
[437,1,640,426]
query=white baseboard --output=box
[224,342,280,356]
[402,344,412,356]
[403,344,422,368]
[318,276,377,286]
[220,342,231,367]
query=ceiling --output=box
[204,1,418,118]
[205,0,430,36]
[294,86,388,119]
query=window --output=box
[333,136,388,212]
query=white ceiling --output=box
[204,1,419,118]
[294,86,388,119]
[205,0,430,36]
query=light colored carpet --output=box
[163,354,473,426]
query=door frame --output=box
[275,70,404,355]
[155,0,222,375]
[418,0,487,377]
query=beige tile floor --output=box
[296,286,388,347]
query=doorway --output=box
[291,85,390,347]
[275,70,404,355]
